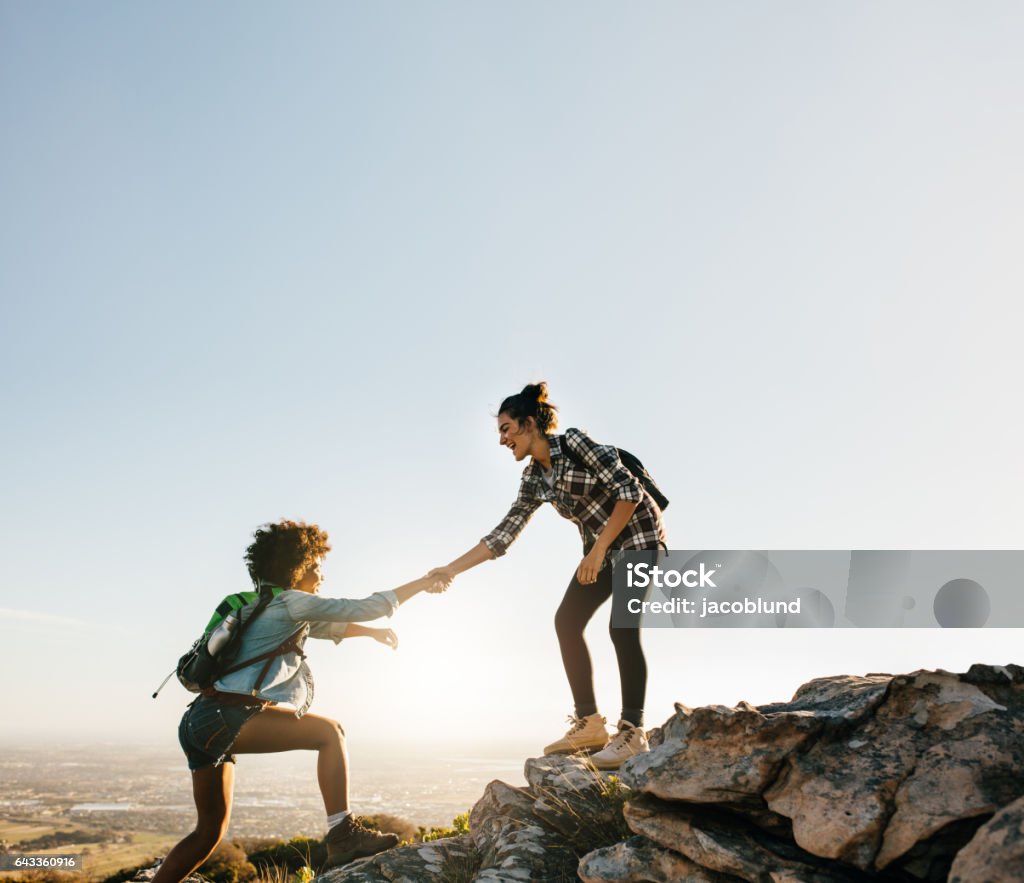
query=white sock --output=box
[327,810,351,830]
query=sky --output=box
[1,2,1023,756]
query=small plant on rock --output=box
[533,767,635,859]
[419,812,470,844]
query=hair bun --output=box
[499,381,558,435]
[521,381,549,403]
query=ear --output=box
[521,415,537,434]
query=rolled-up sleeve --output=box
[565,428,642,502]
[482,481,543,558]
[282,589,400,625]
[308,621,349,643]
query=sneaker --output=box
[542,713,610,756]
[590,720,650,770]
[323,815,400,870]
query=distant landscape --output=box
[0,742,529,880]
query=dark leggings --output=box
[554,560,646,728]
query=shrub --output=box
[418,812,470,844]
[198,840,256,883]
[247,837,323,875]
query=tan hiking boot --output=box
[591,719,650,770]
[323,815,400,870]
[543,713,610,755]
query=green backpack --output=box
[152,586,304,698]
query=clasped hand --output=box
[424,566,456,593]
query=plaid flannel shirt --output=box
[482,428,666,559]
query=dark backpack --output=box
[565,443,670,511]
[152,586,305,698]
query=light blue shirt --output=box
[214,588,399,716]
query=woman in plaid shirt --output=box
[430,382,667,769]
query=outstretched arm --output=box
[284,573,447,624]
[390,573,449,603]
[428,482,542,590]
[429,541,495,586]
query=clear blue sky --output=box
[2,3,1022,750]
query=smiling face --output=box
[294,558,324,594]
[498,412,536,462]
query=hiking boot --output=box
[591,720,650,770]
[323,815,400,870]
[543,713,609,755]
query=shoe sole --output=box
[591,749,650,770]
[542,742,609,757]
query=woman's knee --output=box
[608,622,642,650]
[554,601,583,641]
[313,716,345,747]
[192,820,228,854]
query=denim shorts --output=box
[178,694,266,771]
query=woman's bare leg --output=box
[232,707,349,815]
[152,763,234,883]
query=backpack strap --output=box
[218,625,309,694]
[563,442,670,511]
[249,627,309,695]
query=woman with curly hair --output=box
[154,520,446,883]
[429,383,667,769]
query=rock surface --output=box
[314,664,1024,882]
[315,835,478,882]
[621,664,1024,880]
[948,793,1024,883]
[319,754,609,882]
[622,796,868,883]
[578,835,733,883]
[131,868,205,883]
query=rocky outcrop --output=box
[319,664,1024,882]
[618,664,1024,881]
[320,754,611,882]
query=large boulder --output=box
[624,664,1024,880]
[764,666,1024,875]
[624,676,891,814]
[623,795,869,883]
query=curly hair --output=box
[244,520,332,588]
[498,381,559,435]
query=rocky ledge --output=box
[320,664,1024,882]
